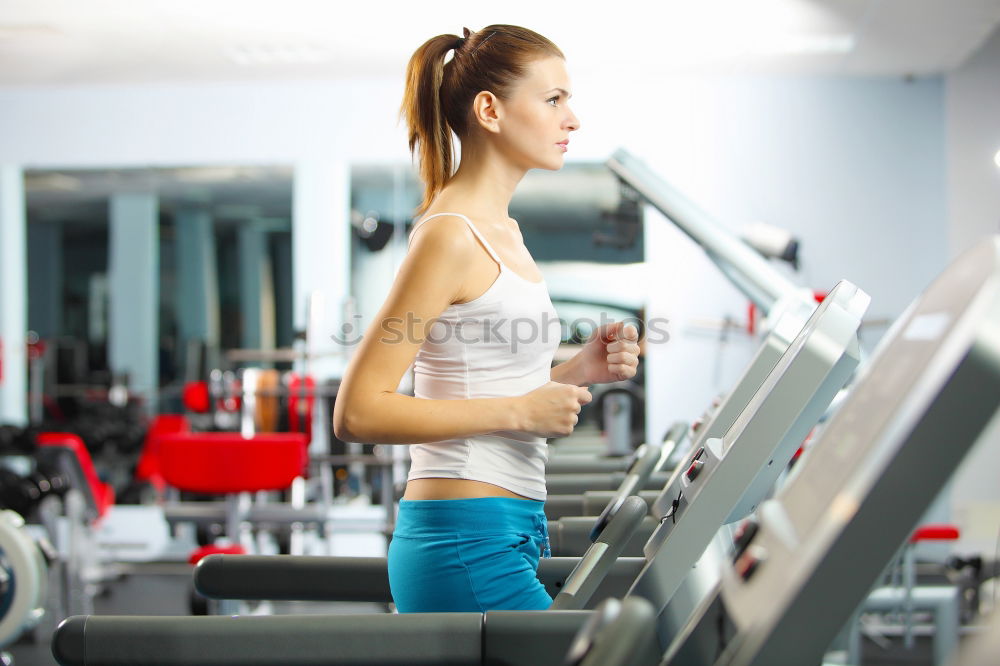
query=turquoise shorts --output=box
[387,496,552,612]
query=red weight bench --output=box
[37,432,115,524]
[134,414,191,496]
[157,432,309,564]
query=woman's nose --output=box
[565,106,580,132]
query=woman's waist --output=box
[394,491,546,537]
[402,478,529,501]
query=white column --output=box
[0,165,27,425]
[109,192,159,412]
[292,161,351,380]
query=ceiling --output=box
[2,0,1000,87]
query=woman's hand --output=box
[577,321,641,385]
[516,381,593,438]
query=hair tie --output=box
[454,37,466,51]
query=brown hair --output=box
[399,25,565,217]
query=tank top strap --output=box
[410,212,504,266]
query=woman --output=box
[333,24,640,613]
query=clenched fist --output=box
[516,381,593,438]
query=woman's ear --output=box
[472,91,502,134]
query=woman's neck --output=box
[437,143,526,223]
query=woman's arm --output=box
[550,353,591,387]
[333,216,523,444]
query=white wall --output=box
[0,79,407,166]
[946,27,1000,556]
[948,29,1000,260]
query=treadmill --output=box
[570,236,1000,666]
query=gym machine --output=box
[0,511,51,664]
[570,236,1000,666]
[1,427,120,660]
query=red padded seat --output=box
[37,432,115,520]
[909,524,960,543]
[158,432,308,494]
[135,414,190,492]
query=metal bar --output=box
[605,148,798,313]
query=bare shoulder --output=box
[408,212,478,254]
[401,213,479,300]
[408,214,480,267]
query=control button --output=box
[685,449,705,481]
[734,546,767,582]
[691,418,703,432]
[685,459,704,481]
[732,519,759,560]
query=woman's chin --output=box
[539,156,566,171]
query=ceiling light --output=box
[0,24,61,41]
[994,149,1000,169]
[224,44,332,66]
[759,33,856,55]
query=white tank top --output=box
[405,212,562,500]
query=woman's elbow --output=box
[332,418,352,443]
[333,401,362,442]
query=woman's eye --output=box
[547,96,559,106]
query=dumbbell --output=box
[0,425,37,455]
[0,464,70,518]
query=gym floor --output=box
[6,561,945,666]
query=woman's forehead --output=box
[518,57,572,94]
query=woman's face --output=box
[494,56,580,171]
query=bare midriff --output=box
[403,477,534,501]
